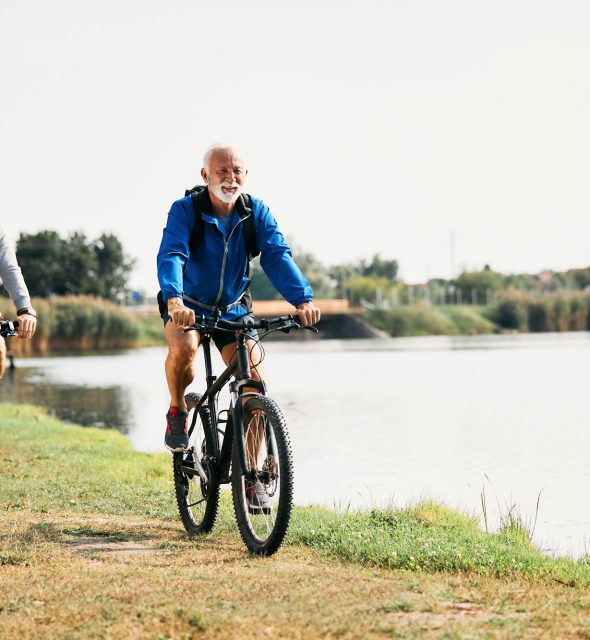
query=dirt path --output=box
[1,511,589,639]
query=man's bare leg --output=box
[165,321,200,410]
[164,321,200,451]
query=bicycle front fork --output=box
[229,379,267,481]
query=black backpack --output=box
[185,185,259,260]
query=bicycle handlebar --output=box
[186,314,318,335]
[0,320,19,338]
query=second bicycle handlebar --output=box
[0,320,19,338]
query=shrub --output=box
[527,301,549,332]
[492,290,529,331]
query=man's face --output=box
[201,148,247,205]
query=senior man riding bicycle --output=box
[157,143,320,462]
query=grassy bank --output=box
[367,306,497,337]
[366,291,590,337]
[1,404,590,638]
[0,296,165,354]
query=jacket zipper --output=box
[212,214,250,309]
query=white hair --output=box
[202,143,245,171]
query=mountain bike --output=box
[173,313,317,556]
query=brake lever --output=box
[182,326,198,333]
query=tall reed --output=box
[0,295,140,354]
[490,290,590,332]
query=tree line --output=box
[252,247,590,306]
[7,230,590,306]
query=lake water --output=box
[2,332,589,558]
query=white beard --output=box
[209,182,242,205]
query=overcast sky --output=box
[1,0,588,290]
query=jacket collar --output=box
[197,187,250,220]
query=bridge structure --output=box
[251,298,350,316]
[130,299,386,339]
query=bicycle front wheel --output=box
[173,393,220,535]
[231,395,294,556]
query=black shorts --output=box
[158,296,258,354]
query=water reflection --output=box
[0,366,130,431]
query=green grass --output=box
[0,404,173,520]
[288,501,590,586]
[367,305,498,337]
[438,305,498,334]
[133,314,166,346]
[2,403,590,587]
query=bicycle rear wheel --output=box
[231,394,294,556]
[173,392,220,535]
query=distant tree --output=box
[63,232,99,295]
[93,234,136,301]
[360,254,399,281]
[565,267,590,290]
[328,254,399,304]
[328,263,358,299]
[453,267,503,302]
[17,231,67,297]
[504,272,539,292]
[344,274,393,306]
[16,230,134,301]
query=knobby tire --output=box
[173,392,220,535]
[231,394,294,556]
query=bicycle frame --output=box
[188,329,268,484]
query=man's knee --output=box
[166,323,199,364]
[167,342,197,370]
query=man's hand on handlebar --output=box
[16,313,36,341]
[296,301,321,327]
[167,297,196,328]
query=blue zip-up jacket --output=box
[157,192,314,320]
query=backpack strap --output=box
[234,193,260,261]
[188,187,208,254]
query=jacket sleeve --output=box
[157,199,193,302]
[254,200,314,307]
[0,226,32,310]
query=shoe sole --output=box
[165,444,188,453]
[247,505,272,515]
